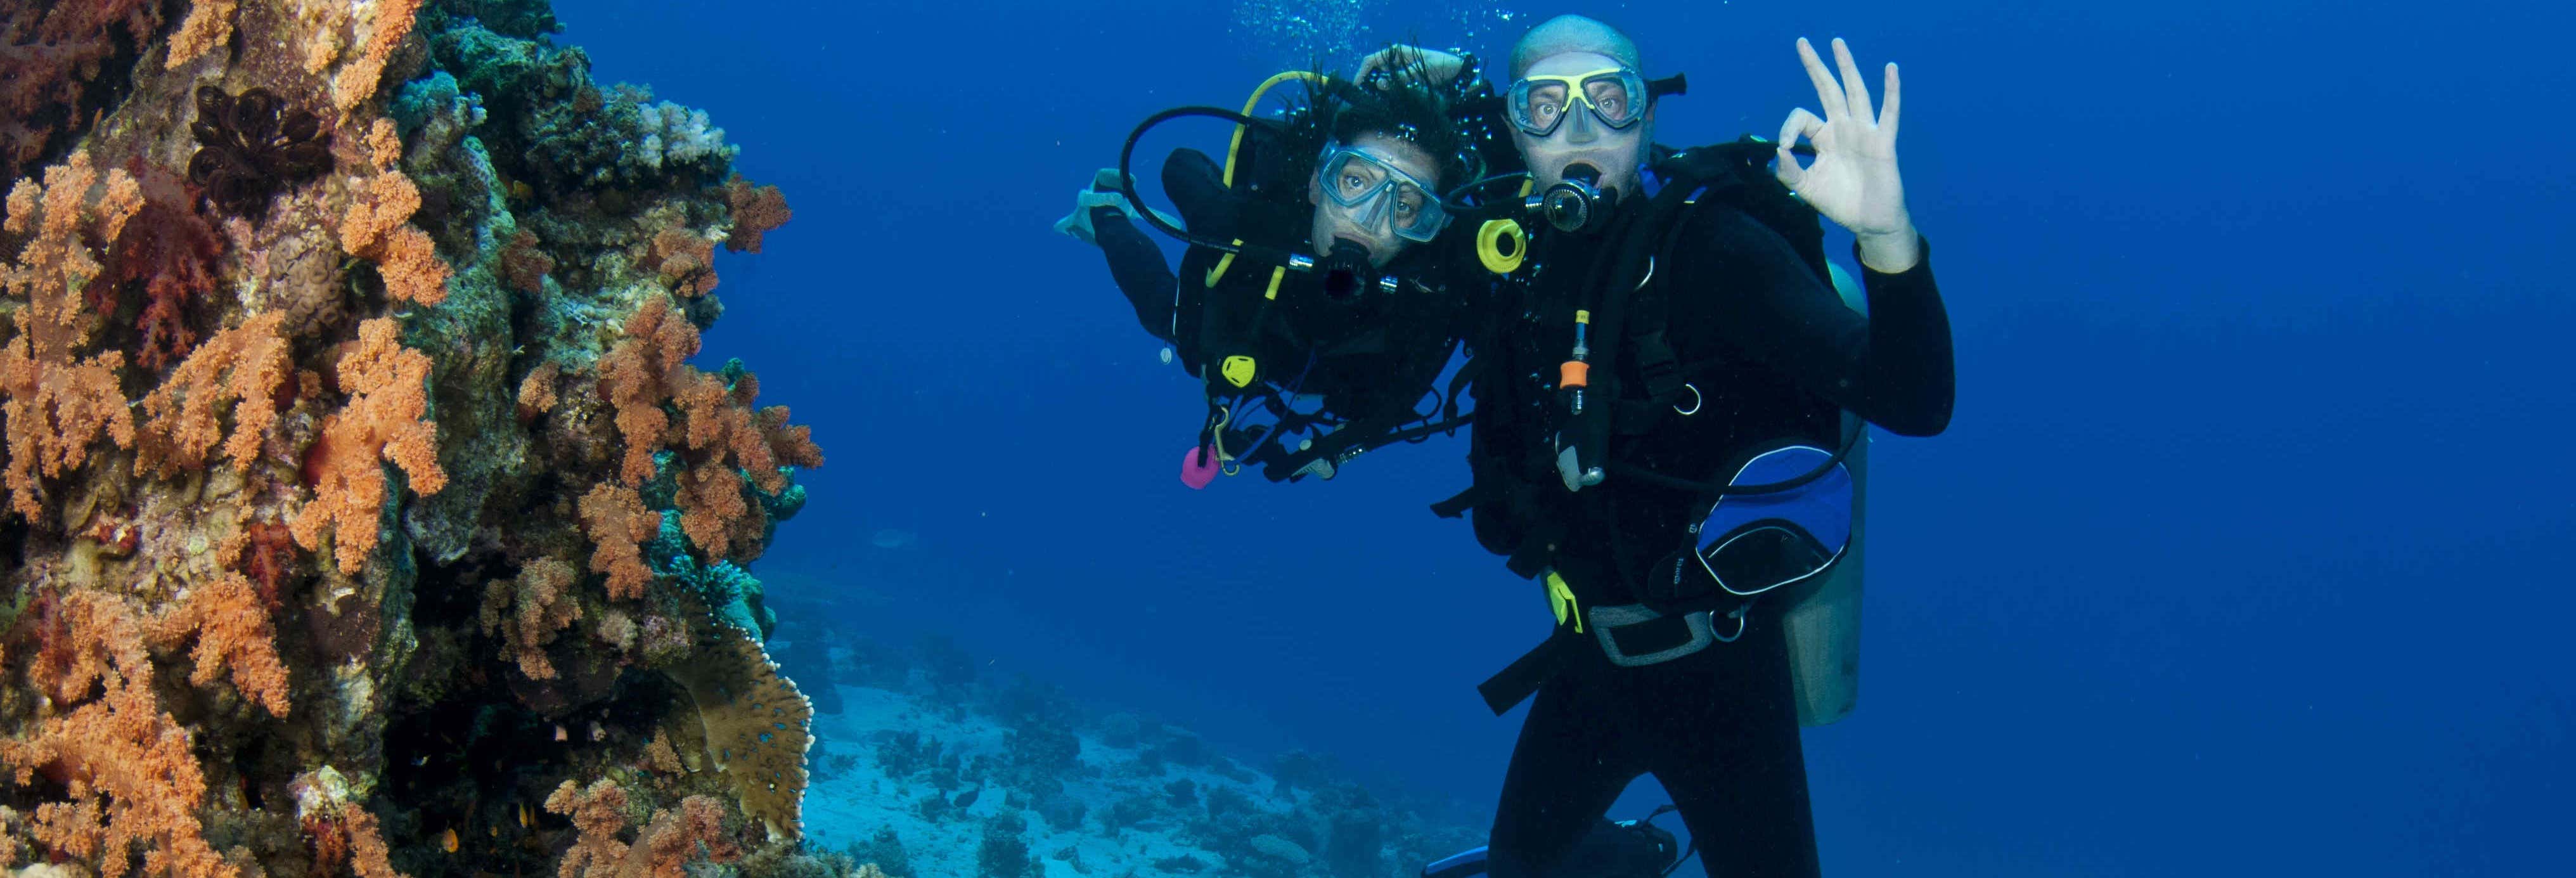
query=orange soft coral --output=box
[163,0,237,69]
[479,557,579,679]
[328,0,425,112]
[544,779,737,878]
[721,175,791,254]
[0,590,233,878]
[578,482,658,600]
[517,361,560,423]
[1,151,143,519]
[595,297,821,560]
[338,169,448,306]
[136,312,290,478]
[145,572,290,716]
[645,227,717,298]
[291,318,448,574]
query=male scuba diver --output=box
[1057,55,1509,485]
[1368,16,1956,878]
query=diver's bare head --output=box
[1508,15,1655,198]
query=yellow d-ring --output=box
[1476,219,1527,274]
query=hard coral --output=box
[667,617,813,842]
[292,318,448,574]
[186,86,331,221]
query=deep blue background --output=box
[553,1,2572,874]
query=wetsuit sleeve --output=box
[1088,148,1240,345]
[1161,147,1235,238]
[1666,206,1955,437]
[1090,212,1179,344]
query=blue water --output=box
[558,1,2572,874]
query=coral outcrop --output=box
[0,1,825,875]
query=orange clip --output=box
[1559,361,1590,388]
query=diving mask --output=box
[1315,143,1451,243]
[1505,67,1649,138]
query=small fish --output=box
[440,827,458,852]
[870,529,920,550]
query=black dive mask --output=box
[1531,162,1620,234]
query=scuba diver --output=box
[1362,16,1956,878]
[1057,52,1512,485]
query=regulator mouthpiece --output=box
[1320,240,1376,303]
[1533,162,1617,234]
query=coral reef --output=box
[0,1,827,875]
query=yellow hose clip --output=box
[1545,571,1583,633]
[1476,219,1528,274]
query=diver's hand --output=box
[1053,167,1178,245]
[1774,37,1920,273]
[1355,46,1467,87]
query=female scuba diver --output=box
[1057,51,1512,485]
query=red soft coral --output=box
[101,162,226,370]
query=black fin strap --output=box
[1478,630,1571,716]
[1430,484,1481,519]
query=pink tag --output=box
[1179,445,1221,489]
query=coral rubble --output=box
[0,1,825,874]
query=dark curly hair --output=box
[1278,48,1476,192]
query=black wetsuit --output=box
[1464,191,1954,877]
